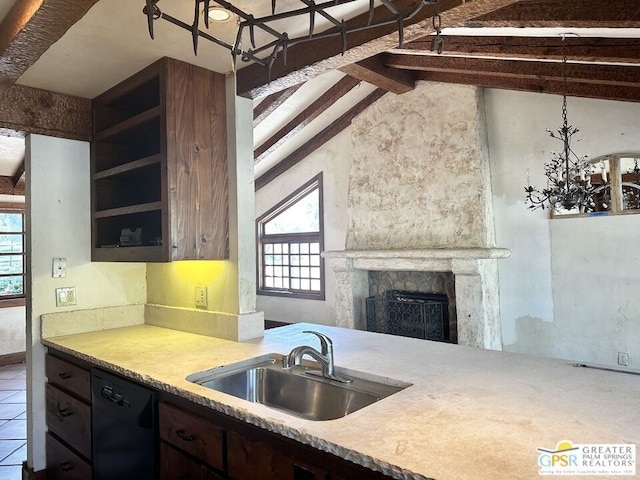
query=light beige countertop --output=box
[42,323,640,480]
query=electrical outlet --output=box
[618,352,629,366]
[56,287,76,307]
[195,286,207,309]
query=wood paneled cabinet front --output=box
[158,400,395,480]
[45,353,93,480]
[91,56,229,262]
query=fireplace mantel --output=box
[323,248,511,350]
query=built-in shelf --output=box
[94,106,161,142]
[91,57,229,262]
[94,154,162,180]
[93,201,163,219]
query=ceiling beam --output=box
[254,75,361,163]
[254,85,302,127]
[383,53,640,102]
[0,84,92,141]
[0,176,25,196]
[12,160,25,187]
[0,0,100,95]
[391,36,640,64]
[255,88,387,191]
[237,0,521,99]
[340,56,417,94]
[470,0,640,23]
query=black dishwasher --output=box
[91,368,158,480]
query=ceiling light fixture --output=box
[143,0,443,79]
[207,6,233,22]
[525,34,603,213]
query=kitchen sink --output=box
[186,353,411,421]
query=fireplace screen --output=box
[366,290,450,342]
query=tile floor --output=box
[0,363,26,480]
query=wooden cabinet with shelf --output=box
[91,57,229,262]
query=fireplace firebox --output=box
[366,290,450,342]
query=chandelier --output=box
[142,0,442,78]
[525,35,604,213]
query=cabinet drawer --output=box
[160,441,224,480]
[227,430,329,480]
[159,402,225,471]
[46,384,92,459]
[46,432,92,480]
[46,354,91,403]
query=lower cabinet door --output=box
[160,441,224,480]
[46,433,92,480]
[227,431,328,480]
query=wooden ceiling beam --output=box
[340,56,417,94]
[0,0,99,95]
[471,0,640,23]
[416,69,640,102]
[384,54,640,88]
[254,85,302,127]
[0,84,92,141]
[392,36,640,64]
[255,88,387,191]
[254,76,361,164]
[12,160,25,187]
[236,0,521,99]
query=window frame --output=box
[0,203,26,307]
[256,174,325,300]
[552,153,640,218]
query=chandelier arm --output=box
[160,12,235,50]
[148,0,441,71]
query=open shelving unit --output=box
[91,57,229,262]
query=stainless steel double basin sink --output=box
[186,353,411,421]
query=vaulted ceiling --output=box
[0,0,639,194]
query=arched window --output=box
[256,174,324,300]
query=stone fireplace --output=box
[324,248,509,349]
[326,82,511,350]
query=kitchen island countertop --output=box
[42,323,639,480]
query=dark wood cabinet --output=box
[91,57,229,262]
[43,353,395,480]
[227,430,329,480]
[159,399,394,480]
[45,354,93,479]
[159,402,225,473]
[46,433,92,480]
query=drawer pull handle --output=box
[57,372,72,380]
[59,461,73,471]
[175,429,195,442]
[57,407,73,417]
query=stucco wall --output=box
[255,129,352,325]
[27,135,147,471]
[487,89,640,367]
[347,82,495,249]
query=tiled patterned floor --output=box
[0,363,26,480]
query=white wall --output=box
[0,306,25,355]
[255,129,352,325]
[26,135,146,471]
[0,195,26,356]
[486,89,640,367]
